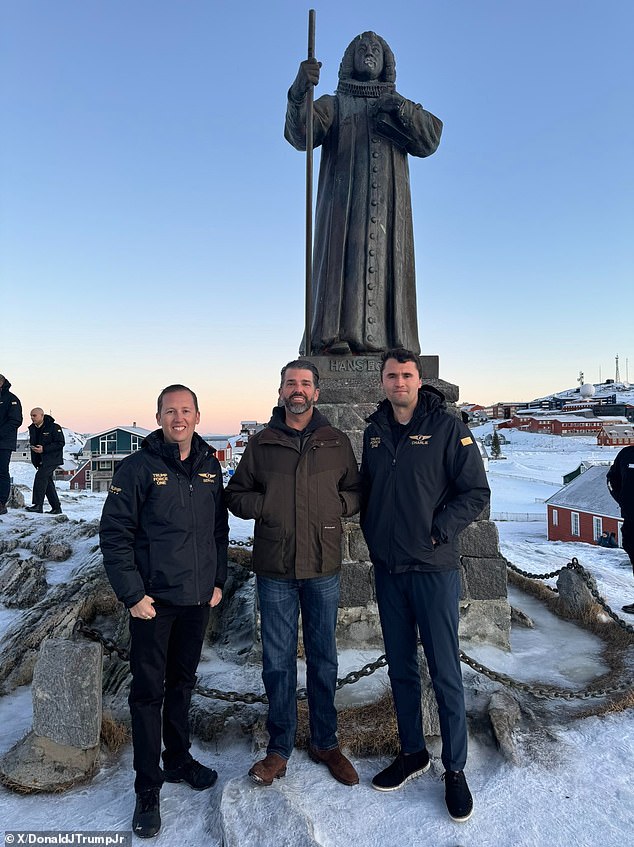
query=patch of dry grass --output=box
[295,689,399,757]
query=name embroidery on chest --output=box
[198,473,216,483]
[152,473,169,486]
[409,435,432,446]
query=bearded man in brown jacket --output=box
[226,359,360,787]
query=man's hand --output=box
[290,58,321,100]
[210,587,223,608]
[31,445,43,454]
[130,595,156,620]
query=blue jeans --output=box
[257,573,340,760]
[374,566,467,772]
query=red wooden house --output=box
[546,465,623,546]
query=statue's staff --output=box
[304,9,316,357]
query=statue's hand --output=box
[290,58,321,100]
[373,92,406,117]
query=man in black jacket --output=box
[361,349,489,823]
[0,375,23,515]
[100,384,229,839]
[26,407,65,514]
[607,445,634,613]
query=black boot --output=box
[132,788,161,838]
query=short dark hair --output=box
[380,348,423,379]
[157,384,199,414]
[280,359,320,389]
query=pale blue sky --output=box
[2,1,632,433]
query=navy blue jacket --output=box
[0,380,23,451]
[100,430,229,608]
[607,445,634,521]
[360,388,490,573]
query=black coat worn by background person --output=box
[0,379,23,451]
[28,414,65,470]
[285,32,442,355]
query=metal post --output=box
[304,9,316,357]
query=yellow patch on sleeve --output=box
[460,436,474,446]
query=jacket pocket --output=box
[318,521,342,572]
[253,522,288,575]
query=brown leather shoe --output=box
[308,745,359,786]
[248,752,287,786]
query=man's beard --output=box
[284,395,313,415]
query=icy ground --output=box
[2,435,634,846]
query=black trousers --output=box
[128,602,209,792]
[0,448,11,504]
[32,463,61,509]
[622,520,634,575]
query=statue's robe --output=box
[285,80,442,354]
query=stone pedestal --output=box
[0,638,102,792]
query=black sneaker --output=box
[443,770,473,822]
[46,507,63,515]
[132,788,161,838]
[622,603,634,614]
[371,749,430,791]
[25,505,43,513]
[163,758,218,791]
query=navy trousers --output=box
[128,602,209,792]
[374,566,467,772]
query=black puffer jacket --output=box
[0,380,23,451]
[226,407,360,579]
[360,388,490,573]
[607,445,634,520]
[99,430,229,608]
[28,414,65,468]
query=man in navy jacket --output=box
[100,384,228,838]
[0,375,22,514]
[361,349,489,823]
[607,445,634,613]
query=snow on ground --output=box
[2,432,634,846]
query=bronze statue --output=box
[285,32,442,356]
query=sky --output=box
[2,0,633,434]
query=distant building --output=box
[202,436,232,467]
[489,402,528,420]
[597,424,634,447]
[546,465,622,546]
[483,431,508,447]
[10,436,32,463]
[240,421,266,441]
[500,412,628,436]
[71,426,151,492]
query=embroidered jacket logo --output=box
[409,435,432,445]
[198,473,216,483]
[370,437,381,449]
[152,473,168,486]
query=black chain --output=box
[75,611,633,704]
[229,538,253,548]
[504,556,634,635]
[73,619,130,662]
